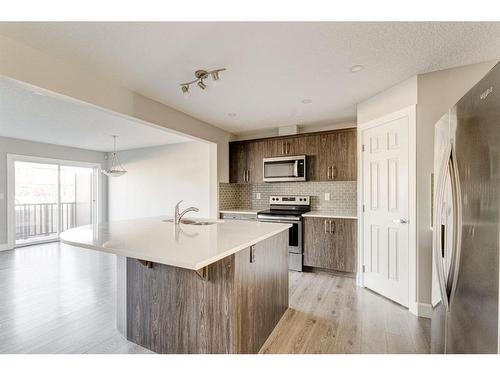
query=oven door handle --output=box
[293,160,299,177]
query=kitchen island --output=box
[60,217,291,354]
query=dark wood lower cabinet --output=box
[303,217,357,273]
[126,231,288,354]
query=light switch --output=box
[324,193,330,201]
[256,193,261,200]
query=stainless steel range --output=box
[257,195,310,271]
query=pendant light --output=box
[102,135,127,177]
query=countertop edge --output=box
[301,212,358,219]
[60,223,291,271]
[219,209,258,215]
[191,223,291,269]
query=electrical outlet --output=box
[256,193,261,200]
[324,193,330,201]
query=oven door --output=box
[263,156,306,182]
[257,219,302,253]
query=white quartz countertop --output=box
[60,217,291,270]
[219,209,259,215]
[302,210,358,219]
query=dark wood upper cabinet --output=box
[230,140,265,183]
[318,129,357,181]
[246,141,264,183]
[303,217,357,273]
[229,128,357,183]
[229,142,248,183]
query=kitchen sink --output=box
[162,218,196,224]
[162,219,216,226]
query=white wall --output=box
[357,60,498,310]
[0,34,232,186]
[357,76,418,124]
[0,136,108,249]
[108,142,212,221]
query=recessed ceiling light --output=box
[350,65,364,73]
[301,99,312,104]
[227,113,237,117]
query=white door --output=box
[362,115,409,306]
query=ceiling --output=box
[1,22,500,134]
[0,77,192,152]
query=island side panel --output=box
[234,230,289,354]
[126,256,236,354]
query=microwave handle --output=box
[294,160,298,177]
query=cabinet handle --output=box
[324,220,330,233]
[246,170,250,182]
[327,166,332,180]
[330,221,335,234]
[286,142,290,154]
[332,166,338,180]
[281,142,285,155]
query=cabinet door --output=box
[318,130,357,181]
[332,130,357,181]
[229,142,249,183]
[286,136,307,156]
[318,133,334,181]
[330,218,357,273]
[247,140,265,183]
[264,139,286,157]
[304,134,320,181]
[303,217,357,272]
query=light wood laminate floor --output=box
[0,242,151,354]
[261,271,430,353]
[0,243,429,354]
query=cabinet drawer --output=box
[220,212,257,221]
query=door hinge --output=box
[362,144,366,152]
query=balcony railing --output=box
[15,202,77,241]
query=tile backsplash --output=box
[219,181,357,211]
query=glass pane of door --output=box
[14,161,59,246]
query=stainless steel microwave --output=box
[263,155,306,182]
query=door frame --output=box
[357,105,418,315]
[6,154,101,250]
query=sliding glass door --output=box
[14,161,59,245]
[13,157,98,247]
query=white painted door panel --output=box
[362,116,409,306]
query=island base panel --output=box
[126,231,289,354]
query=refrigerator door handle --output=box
[446,145,463,305]
[433,143,452,310]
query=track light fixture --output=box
[197,80,207,90]
[180,68,226,96]
[181,84,190,97]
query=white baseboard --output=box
[416,302,432,318]
[0,243,13,251]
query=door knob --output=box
[393,218,408,224]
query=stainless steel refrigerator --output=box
[431,62,500,354]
